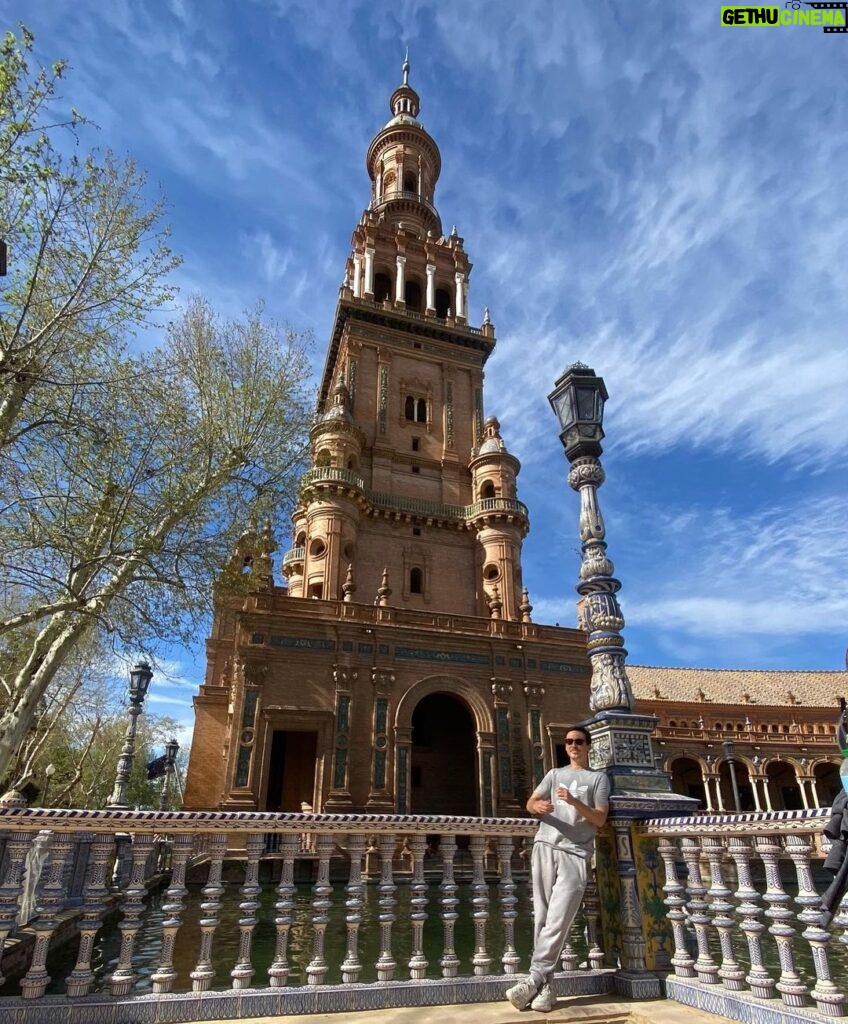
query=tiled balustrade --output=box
[0,809,610,1023]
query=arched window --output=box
[315,450,331,467]
[410,567,424,594]
[374,272,392,303]
[435,287,451,318]
[480,480,496,499]
[404,172,416,193]
[405,396,427,423]
[405,279,422,312]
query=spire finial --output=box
[402,47,410,86]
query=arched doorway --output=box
[766,760,803,810]
[410,692,477,815]
[815,761,842,808]
[670,757,706,808]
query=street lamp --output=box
[723,737,742,812]
[159,737,180,811]
[548,363,633,712]
[42,763,56,807]
[106,661,153,810]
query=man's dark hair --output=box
[565,725,592,746]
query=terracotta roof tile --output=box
[629,665,846,709]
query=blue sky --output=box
[11,1,848,736]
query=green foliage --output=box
[0,28,313,782]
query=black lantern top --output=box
[165,737,180,763]
[548,362,608,461]
[722,738,736,760]
[128,660,153,703]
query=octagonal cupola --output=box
[365,53,442,236]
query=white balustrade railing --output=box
[0,808,608,1020]
[641,808,848,1018]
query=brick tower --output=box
[184,59,591,815]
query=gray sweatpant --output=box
[529,841,588,987]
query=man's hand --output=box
[527,793,554,816]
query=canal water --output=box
[4,880,544,995]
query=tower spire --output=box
[402,47,410,86]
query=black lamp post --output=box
[159,737,180,811]
[548,363,633,713]
[107,661,153,810]
[723,737,742,813]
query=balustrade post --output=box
[408,834,429,980]
[726,836,775,999]
[374,834,397,981]
[110,831,156,996]
[66,832,115,997]
[658,837,694,977]
[190,832,228,992]
[231,833,264,988]
[306,834,336,985]
[785,833,845,1016]
[150,833,193,994]
[680,836,719,984]
[20,833,73,1000]
[702,836,745,990]
[756,835,808,1007]
[497,836,520,974]
[559,920,580,971]
[0,832,31,986]
[583,868,606,970]
[439,834,460,977]
[269,834,299,987]
[341,833,367,983]
[469,836,491,975]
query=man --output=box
[506,725,610,1013]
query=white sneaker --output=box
[506,978,538,1010]
[530,982,555,1012]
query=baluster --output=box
[469,836,491,975]
[756,835,808,1007]
[407,834,429,980]
[341,834,367,983]
[110,831,156,996]
[497,837,520,974]
[150,833,194,994]
[231,833,264,988]
[680,836,719,984]
[727,836,775,999]
[268,834,299,987]
[583,867,605,970]
[190,832,228,992]
[785,833,845,1016]
[559,919,581,971]
[702,836,745,990]
[375,834,397,981]
[306,834,335,985]
[66,832,115,996]
[658,837,694,977]
[0,832,33,988]
[20,833,74,999]
[439,834,460,977]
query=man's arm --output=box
[558,790,609,828]
[527,791,554,816]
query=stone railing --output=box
[639,808,848,1020]
[0,810,611,1022]
[298,466,529,525]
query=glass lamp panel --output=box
[576,386,599,424]
[552,387,576,431]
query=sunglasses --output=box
[565,737,586,746]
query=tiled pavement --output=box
[180,992,734,1024]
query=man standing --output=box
[506,725,610,1013]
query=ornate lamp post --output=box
[107,661,154,810]
[159,737,180,811]
[548,364,687,802]
[722,738,742,812]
